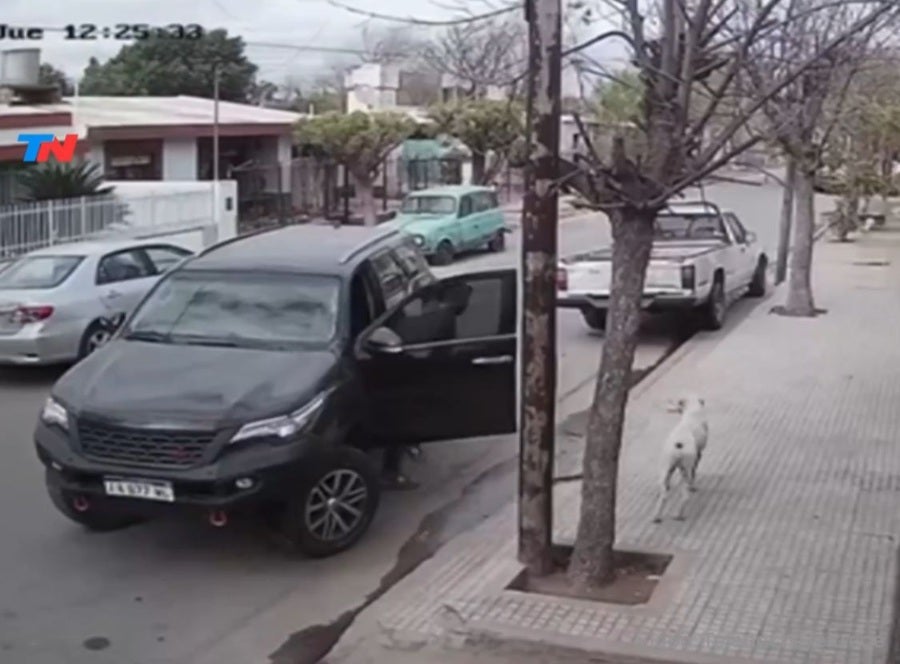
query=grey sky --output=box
[2,0,440,84]
[3,0,625,92]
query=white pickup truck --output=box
[556,203,768,331]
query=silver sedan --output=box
[0,238,192,365]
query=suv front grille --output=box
[77,419,217,468]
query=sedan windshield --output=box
[126,271,340,348]
[0,255,83,289]
[401,195,456,214]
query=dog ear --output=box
[666,398,685,413]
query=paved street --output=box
[0,176,805,664]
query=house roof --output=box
[0,95,305,157]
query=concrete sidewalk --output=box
[328,223,900,664]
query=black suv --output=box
[34,225,518,556]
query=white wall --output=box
[103,179,238,251]
[345,62,399,112]
[162,137,198,180]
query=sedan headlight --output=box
[229,392,327,444]
[41,397,69,430]
[412,234,425,247]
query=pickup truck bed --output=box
[556,206,768,332]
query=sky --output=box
[1,0,626,91]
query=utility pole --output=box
[212,65,221,234]
[518,0,562,577]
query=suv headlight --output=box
[41,397,69,430]
[412,234,425,247]
[229,392,327,444]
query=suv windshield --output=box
[126,270,340,348]
[401,195,456,214]
[0,255,83,289]
[655,213,727,240]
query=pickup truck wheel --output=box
[276,447,380,558]
[747,257,767,297]
[581,308,607,331]
[701,278,726,330]
[488,230,506,252]
[431,241,455,266]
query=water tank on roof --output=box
[1,48,40,86]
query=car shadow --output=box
[0,364,68,387]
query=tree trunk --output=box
[775,156,796,285]
[567,209,655,589]
[782,166,817,316]
[471,153,487,185]
[355,175,377,226]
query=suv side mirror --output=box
[745,231,757,244]
[364,326,403,354]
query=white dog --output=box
[652,395,708,523]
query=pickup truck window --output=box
[655,214,728,241]
[724,214,747,244]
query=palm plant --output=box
[17,162,113,202]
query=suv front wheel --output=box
[275,447,380,557]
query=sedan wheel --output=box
[78,322,113,359]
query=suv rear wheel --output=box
[275,447,380,557]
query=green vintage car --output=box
[387,185,508,265]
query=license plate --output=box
[104,478,174,502]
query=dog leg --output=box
[687,459,699,493]
[675,465,692,520]
[652,466,676,523]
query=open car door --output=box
[355,269,517,445]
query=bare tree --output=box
[741,0,894,316]
[548,0,898,590]
[422,17,528,97]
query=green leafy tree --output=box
[428,99,524,184]
[79,29,258,102]
[39,63,74,96]
[294,111,415,225]
[591,70,643,124]
[17,163,112,201]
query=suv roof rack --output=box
[338,227,400,264]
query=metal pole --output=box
[518,0,561,577]
[213,66,221,234]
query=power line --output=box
[325,0,520,26]
[246,41,404,58]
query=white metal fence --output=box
[0,190,218,259]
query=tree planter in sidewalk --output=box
[507,545,672,606]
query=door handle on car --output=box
[472,355,513,365]
[106,289,122,298]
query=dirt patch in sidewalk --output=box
[508,545,671,606]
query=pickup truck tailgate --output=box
[561,259,684,295]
